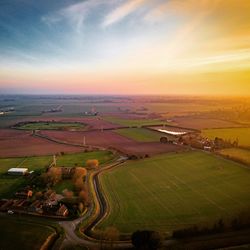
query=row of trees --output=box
[132,230,162,250]
[173,212,250,239]
[73,167,89,207]
[94,228,163,250]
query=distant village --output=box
[160,131,239,151]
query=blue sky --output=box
[0,0,173,66]
[0,0,250,95]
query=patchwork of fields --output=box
[40,130,182,156]
[202,128,250,147]
[99,151,250,233]
[1,96,250,246]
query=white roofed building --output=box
[8,168,29,175]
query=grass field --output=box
[219,148,250,166]
[202,128,250,147]
[54,180,75,194]
[0,150,114,198]
[99,151,250,233]
[104,116,166,127]
[17,121,86,130]
[0,216,56,250]
[115,128,164,142]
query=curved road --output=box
[59,157,133,249]
[33,131,131,248]
[33,131,175,249]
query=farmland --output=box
[0,150,114,198]
[202,128,250,147]
[174,117,243,129]
[40,130,182,156]
[98,151,250,233]
[219,148,250,166]
[15,121,86,131]
[115,128,164,142]
[1,95,250,247]
[56,151,114,166]
[103,116,166,127]
[0,216,56,250]
[0,129,89,157]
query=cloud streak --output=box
[42,0,105,33]
[102,0,148,27]
[1,0,250,95]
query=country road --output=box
[59,157,133,249]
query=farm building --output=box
[8,168,28,175]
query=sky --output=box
[0,0,250,96]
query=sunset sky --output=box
[0,0,250,95]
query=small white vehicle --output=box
[7,210,14,214]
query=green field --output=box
[54,180,75,194]
[99,151,250,233]
[104,116,166,127]
[0,216,56,250]
[17,121,86,130]
[115,128,164,142]
[219,148,250,165]
[202,128,250,147]
[0,150,114,198]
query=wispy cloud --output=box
[102,0,148,27]
[144,0,216,23]
[42,0,105,33]
[164,49,250,72]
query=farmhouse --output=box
[8,168,29,175]
[56,204,69,217]
[15,188,33,198]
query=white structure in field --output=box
[158,129,188,136]
[8,168,29,175]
